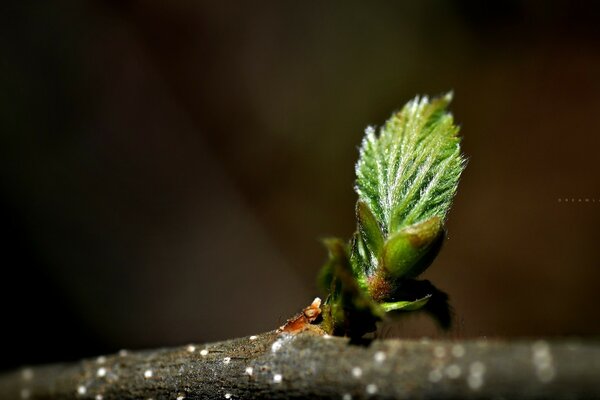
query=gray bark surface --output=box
[1,331,598,399]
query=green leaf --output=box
[380,294,431,312]
[318,238,350,294]
[318,237,384,335]
[356,201,384,266]
[355,92,465,236]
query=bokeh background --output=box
[2,1,600,371]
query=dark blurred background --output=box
[1,0,600,371]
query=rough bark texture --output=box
[1,331,599,399]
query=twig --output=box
[1,331,599,399]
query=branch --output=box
[1,331,599,399]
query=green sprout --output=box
[318,93,466,338]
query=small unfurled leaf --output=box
[380,294,432,312]
[318,238,383,336]
[356,201,384,265]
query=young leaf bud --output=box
[381,216,444,279]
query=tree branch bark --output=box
[1,331,599,399]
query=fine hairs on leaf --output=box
[317,92,466,338]
[355,92,465,235]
